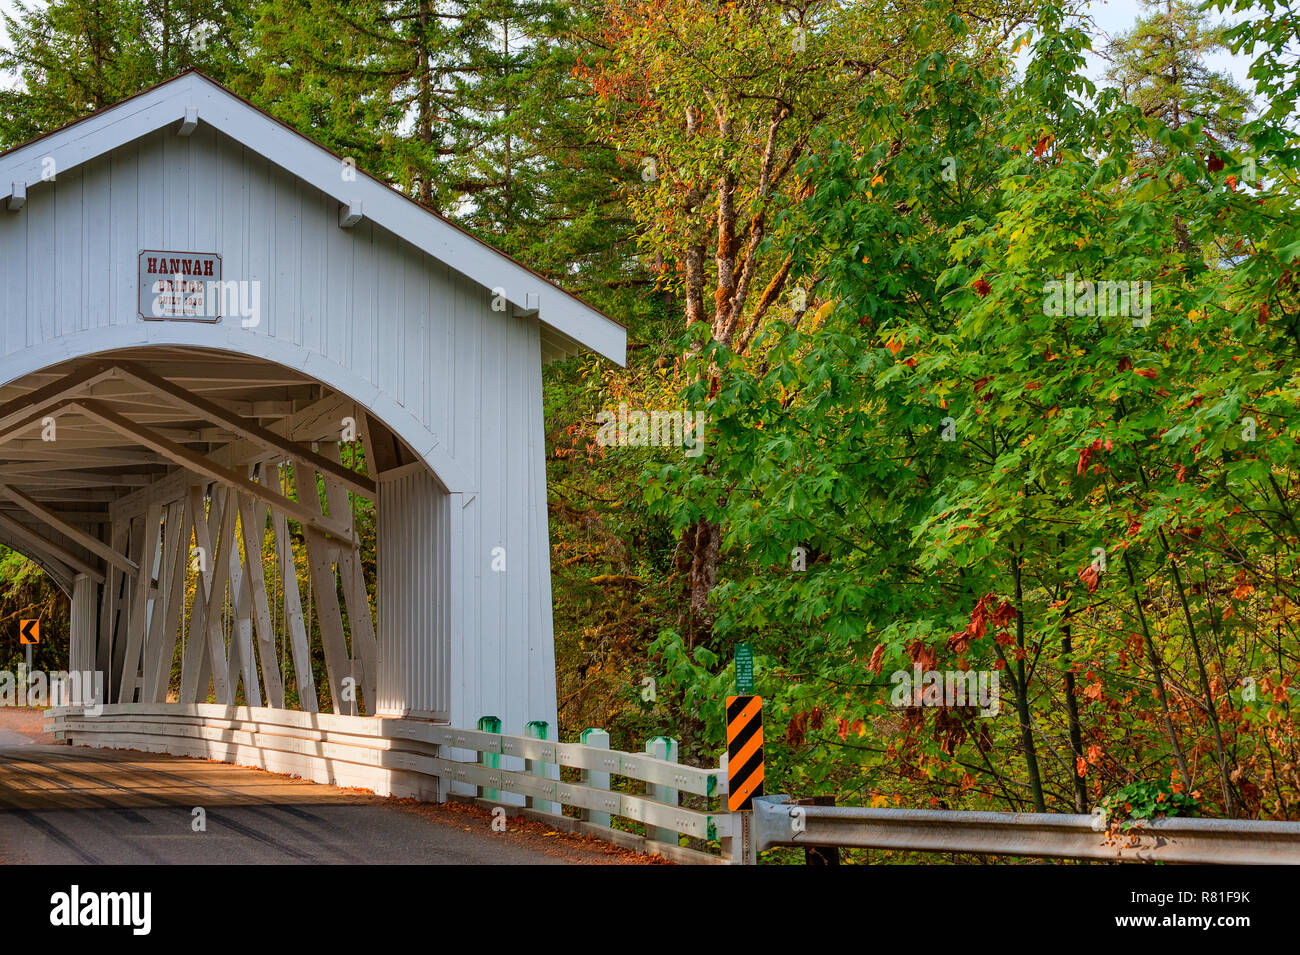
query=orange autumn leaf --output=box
[1078,564,1100,593]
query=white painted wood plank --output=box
[146,495,191,702]
[272,464,318,713]
[238,486,284,708]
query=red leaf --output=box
[1078,564,1100,594]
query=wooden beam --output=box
[0,484,139,575]
[0,472,156,490]
[272,465,317,713]
[303,527,351,715]
[238,489,283,708]
[200,488,237,705]
[0,447,165,465]
[321,443,378,713]
[225,484,262,708]
[0,510,104,583]
[219,392,353,465]
[111,362,376,498]
[23,489,119,503]
[0,401,84,452]
[144,497,189,703]
[0,508,110,524]
[70,399,354,545]
[0,466,156,486]
[98,521,128,682]
[180,486,215,704]
[26,361,309,386]
[0,519,76,586]
[0,361,116,437]
[118,503,162,702]
[110,470,195,522]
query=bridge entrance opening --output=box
[0,346,440,720]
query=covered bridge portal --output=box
[0,71,626,791]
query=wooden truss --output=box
[0,349,415,715]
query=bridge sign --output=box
[19,618,38,644]
[139,250,223,321]
[735,642,753,693]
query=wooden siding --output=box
[0,123,559,735]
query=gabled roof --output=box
[0,70,626,366]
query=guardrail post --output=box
[524,720,556,814]
[798,795,840,865]
[719,751,749,864]
[477,715,502,801]
[580,727,611,828]
[645,735,679,845]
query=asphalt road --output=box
[0,719,643,865]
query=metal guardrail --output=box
[752,796,1300,864]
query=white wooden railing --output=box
[46,704,734,864]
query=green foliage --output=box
[0,549,68,674]
[641,0,1300,818]
[0,0,246,146]
[1102,779,1201,827]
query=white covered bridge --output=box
[0,73,746,847]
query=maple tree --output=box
[645,0,1300,820]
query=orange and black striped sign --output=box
[726,695,763,812]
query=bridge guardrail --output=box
[751,795,1300,864]
[46,703,734,864]
[45,706,1300,865]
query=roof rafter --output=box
[71,398,355,546]
[0,484,139,575]
[112,361,376,499]
[0,509,104,583]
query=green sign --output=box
[735,642,754,693]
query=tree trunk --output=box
[1061,624,1089,812]
[1123,551,1193,788]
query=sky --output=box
[0,0,1262,97]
